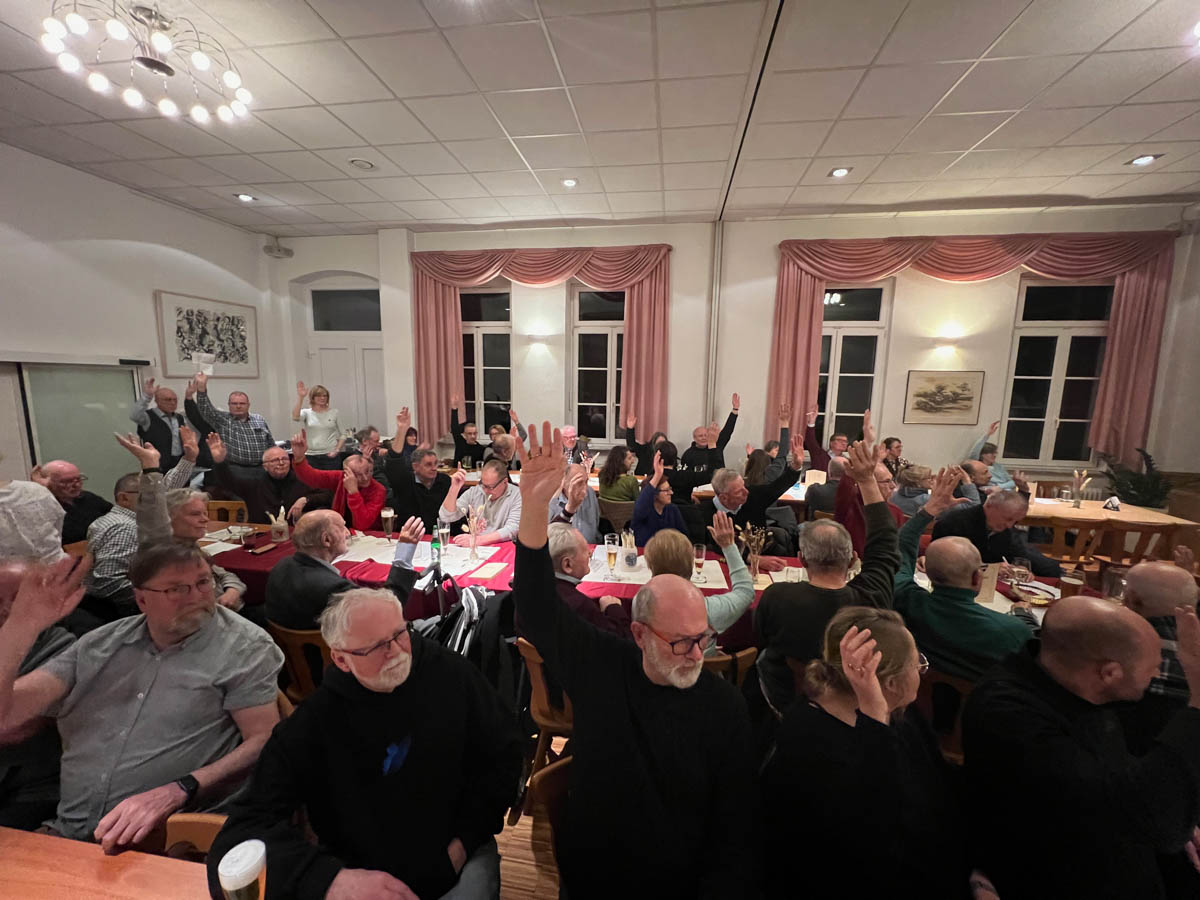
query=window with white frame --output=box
[1001,281,1111,465]
[570,286,625,445]
[815,285,890,445]
[460,288,512,433]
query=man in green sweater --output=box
[894,466,1035,681]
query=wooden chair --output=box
[914,668,975,765]
[1039,517,1107,572]
[276,689,295,720]
[702,647,758,687]
[207,500,249,524]
[1093,521,1177,568]
[597,498,636,534]
[515,638,573,779]
[528,754,573,871]
[813,509,836,521]
[267,621,332,704]
[164,812,227,859]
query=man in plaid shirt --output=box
[193,372,274,467]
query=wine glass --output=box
[381,507,395,541]
[693,543,708,584]
[604,533,621,582]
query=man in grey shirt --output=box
[439,458,523,545]
[0,544,281,851]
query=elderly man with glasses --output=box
[205,434,331,524]
[29,460,112,545]
[208,586,522,900]
[439,459,522,547]
[511,422,758,899]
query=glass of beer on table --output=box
[381,507,395,541]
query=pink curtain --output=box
[410,245,672,440]
[767,231,1176,465]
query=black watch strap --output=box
[175,774,199,806]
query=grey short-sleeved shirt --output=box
[37,606,283,840]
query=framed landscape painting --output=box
[154,291,259,378]
[903,370,985,425]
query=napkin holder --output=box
[1102,496,1121,511]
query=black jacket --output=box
[804,478,839,519]
[450,408,486,468]
[209,462,330,525]
[680,410,738,474]
[61,491,112,545]
[931,501,1061,577]
[265,551,417,631]
[206,639,522,900]
[384,450,451,533]
[697,464,801,550]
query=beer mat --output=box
[205,527,236,541]
[467,562,507,580]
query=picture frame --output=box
[903,370,985,425]
[154,290,259,378]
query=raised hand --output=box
[515,421,567,511]
[745,442,754,458]
[706,422,720,445]
[789,430,805,464]
[731,392,740,411]
[180,426,199,463]
[290,429,308,458]
[114,432,160,469]
[10,556,91,636]
[707,510,735,549]
[397,516,424,544]
[1175,545,1196,573]
[651,449,665,485]
[625,413,637,430]
[924,466,968,518]
[296,380,307,399]
[862,408,876,446]
[806,403,818,427]
[448,467,468,493]
[184,379,196,400]
[1176,605,1200,707]
[450,392,459,409]
[143,377,156,396]
[206,433,227,465]
[342,465,359,495]
[29,465,49,487]
[839,624,889,723]
[395,407,411,434]
[1012,469,1031,494]
[508,408,520,423]
[564,469,589,513]
[778,401,791,425]
[988,420,1000,436]
[194,372,208,392]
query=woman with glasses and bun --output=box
[761,606,973,897]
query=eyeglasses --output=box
[55,475,88,485]
[140,575,215,599]
[480,478,504,491]
[340,622,414,658]
[914,652,930,675]
[645,623,716,656]
[263,458,290,466]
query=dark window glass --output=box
[578,370,607,404]
[817,375,828,410]
[311,289,381,331]
[1066,336,1106,377]
[839,335,877,374]
[616,332,623,368]
[1023,284,1112,321]
[482,334,509,367]
[1060,379,1098,420]
[833,416,862,442]
[835,375,873,413]
[461,334,474,366]
[615,369,622,403]
[1014,336,1056,376]
[820,335,832,372]
[482,369,509,402]
[579,405,606,438]
[1004,421,1043,459]
[483,403,509,432]
[823,288,883,322]
[1008,378,1051,418]
[579,291,625,321]
[459,292,511,322]
[814,415,826,443]
[578,333,608,368]
[463,370,476,402]
[1052,421,1092,460]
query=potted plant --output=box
[1097,448,1172,509]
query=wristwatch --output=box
[174,774,199,807]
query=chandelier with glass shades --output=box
[39,2,251,125]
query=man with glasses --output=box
[29,460,111,545]
[439,459,521,547]
[208,586,523,900]
[206,434,330,524]
[385,408,451,533]
[892,467,1035,681]
[192,372,274,470]
[512,422,758,899]
[0,545,282,851]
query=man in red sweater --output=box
[832,411,905,555]
[290,429,385,530]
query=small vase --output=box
[1072,496,1082,508]
[469,532,479,561]
[749,553,761,579]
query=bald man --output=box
[512,422,757,899]
[30,460,111,545]
[963,595,1200,899]
[892,468,1035,680]
[954,460,991,505]
[130,377,186,472]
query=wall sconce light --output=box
[933,344,957,356]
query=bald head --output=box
[925,536,982,591]
[631,574,710,689]
[41,460,83,503]
[153,387,178,415]
[292,509,349,561]
[1125,561,1199,618]
[962,460,990,487]
[1040,595,1162,703]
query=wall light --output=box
[936,322,965,340]
[933,344,957,356]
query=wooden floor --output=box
[497,799,560,899]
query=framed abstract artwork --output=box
[154,290,259,378]
[902,370,985,425]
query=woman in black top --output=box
[761,606,972,897]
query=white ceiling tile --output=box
[769,0,906,70]
[0,23,46,70]
[1160,147,1200,171]
[1102,171,1200,196]
[443,138,526,170]
[1083,142,1200,174]
[976,107,1106,149]
[422,0,537,27]
[208,208,279,227]
[312,180,387,203]
[1131,57,1200,104]
[938,57,1082,114]
[500,195,558,215]
[513,134,592,168]
[866,153,958,181]
[848,181,922,204]
[656,2,765,78]
[11,69,155,121]
[395,198,459,218]
[252,183,338,205]
[1106,0,1200,50]
[1034,48,1193,109]
[726,186,790,207]
[307,0,434,36]
[606,191,663,212]
[476,170,544,195]
[733,158,809,186]
[55,123,175,159]
[659,76,747,127]
[554,193,609,214]
[1059,102,1198,145]
[877,0,1029,64]
[1,125,117,162]
[415,173,491,197]
[254,150,346,181]
[661,125,734,162]
[821,117,917,156]
[348,33,476,97]
[587,130,661,165]
[571,82,657,132]
[343,201,411,220]
[800,156,884,185]
[215,117,302,154]
[314,147,410,178]
[786,184,857,205]
[121,119,238,156]
[226,51,316,109]
[85,161,186,188]
[487,89,579,136]
[255,108,366,149]
[941,149,1038,179]
[0,0,49,37]
[908,179,990,200]
[0,74,99,124]
[664,188,718,210]
[256,42,389,104]
[543,0,648,12]
[328,101,433,145]
[205,185,284,206]
[845,63,970,119]
[444,22,561,90]
[406,95,504,141]
[380,142,466,175]
[266,224,311,236]
[755,70,864,122]
[294,203,368,222]
[1021,145,1125,176]
[0,108,35,128]
[548,13,654,84]
[187,0,336,45]
[662,160,725,189]
[1052,173,1140,196]
[599,165,662,191]
[259,206,323,223]
[984,176,1066,195]
[154,186,242,208]
[449,197,512,217]
[365,177,439,201]
[989,0,1156,56]
[1144,109,1200,142]
[742,121,832,159]
[537,168,602,192]
[896,113,1009,152]
[142,158,231,185]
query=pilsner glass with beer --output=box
[218,839,266,900]
[381,507,395,541]
[693,543,708,584]
[604,533,620,581]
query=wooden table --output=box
[1022,497,1195,528]
[0,826,210,898]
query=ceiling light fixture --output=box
[829,167,852,178]
[348,157,376,170]
[236,193,255,202]
[562,178,577,188]
[38,2,249,128]
[1126,154,1163,167]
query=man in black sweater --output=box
[697,432,804,554]
[31,459,112,545]
[754,438,900,714]
[207,440,330,524]
[385,447,451,534]
[207,586,522,900]
[680,392,739,473]
[449,395,486,469]
[512,422,758,899]
[932,487,1061,577]
[963,596,1200,900]
[804,457,843,519]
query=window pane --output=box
[578,333,608,368]
[1008,378,1051,418]
[835,375,873,414]
[1014,336,1056,376]
[482,368,509,402]
[311,289,381,331]
[482,333,510,366]
[579,291,625,321]
[1066,336,1106,377]
[578,369,607,404]
[483,403,509,433]
[616,369,622,404]
[820,335,832,373]
[461,334,474,366]
[833,416,861,441]
[459,292,510,322]
[817,375,828,411]
[463,370,476,402]
[579,405,607,438]
[1004,421,1043,459]
[1052,421,1092,461]
[814,415,826,443]
[839,335,877,374]
[823,288,883,322]
[1023,284,1112,321]
[1060,379,1098,420]
[616,332,623,368]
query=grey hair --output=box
[547,522,582,570]
[292,511,341,554]
[411,448,437,466]
[985,489,1028,511]
[711,467,741,494]
[113,472,140,498]
[319,587,403,649]
[166,488,209,517]
[481,458,509,481]
[492,434,514,453]
[827,457,846,479]
[631,583,657,624]
[797,519,854,574]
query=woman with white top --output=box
[292,382,346,470]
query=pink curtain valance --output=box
[767,231,1177,466]
[411,244,670,289]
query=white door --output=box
[305,335,384,434]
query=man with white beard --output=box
[511,421,758,899]
[207,587,523,900]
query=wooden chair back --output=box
[1042,517,1108,565]
[276,689,295,719]
[64,540,89,558]
[164,812,227,859]
[267,621,332,703]
[702,646,759,687]
[914,668,975,764]
[597,498,636,534]
[529,755,573,869]
[207,500,249,524]
[1096,522,1177,567]
[515,638,573,732]
[813,509,836,521]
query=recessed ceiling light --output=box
[348,157,375,170]
[1126,154,1163,167]
[561,178,577,188]
[236,193,255,202]
[828,166,852,178]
